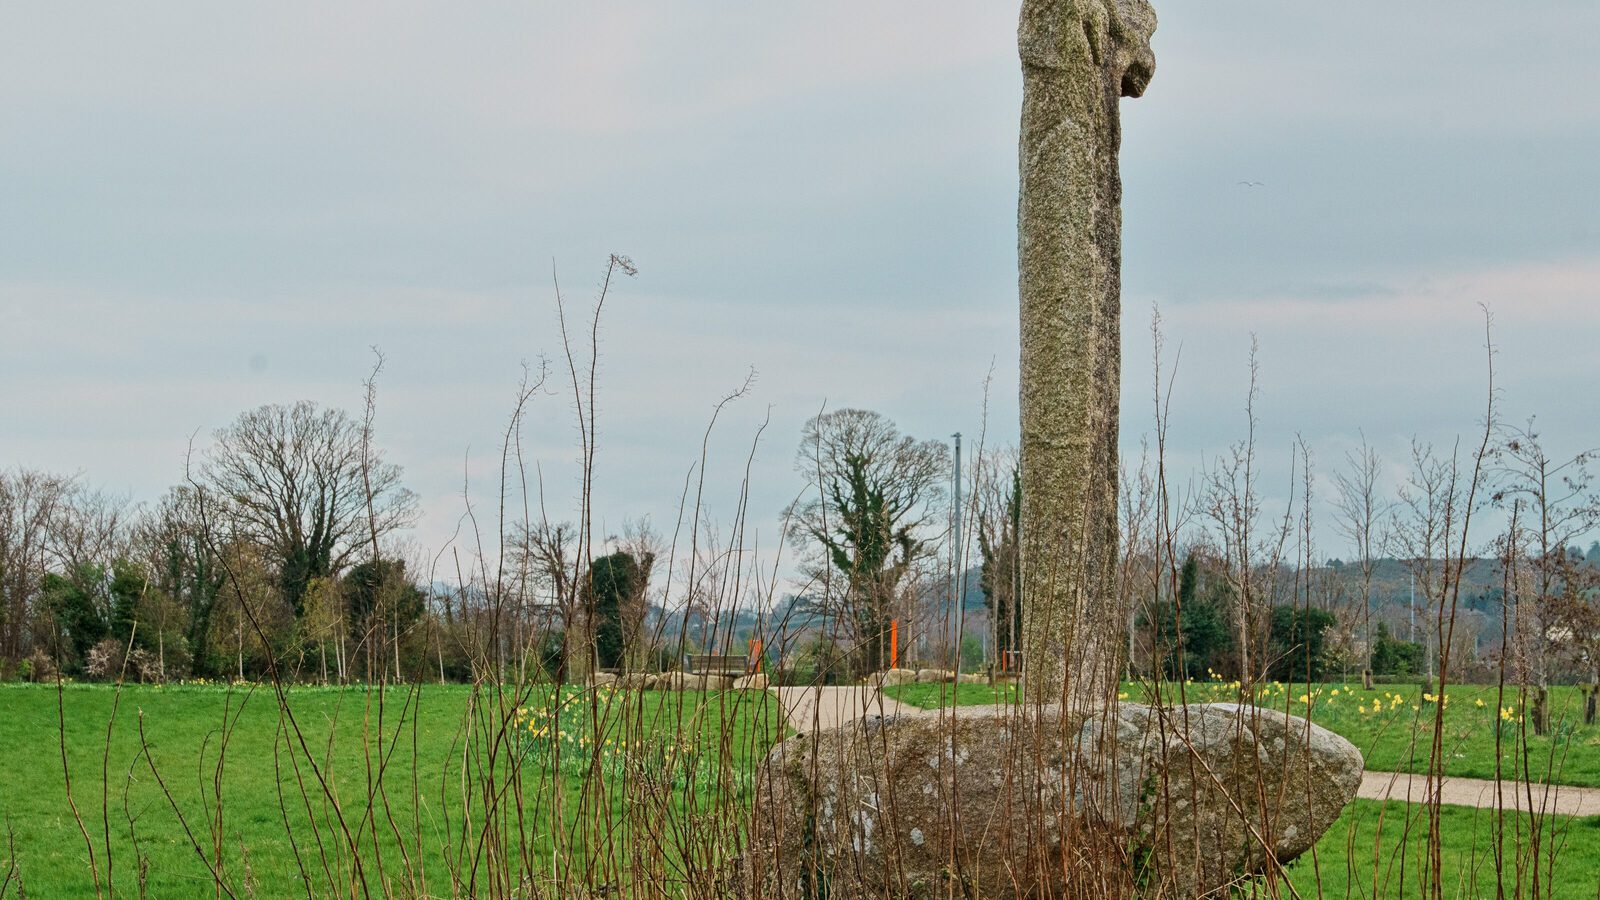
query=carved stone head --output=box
[1113,0,1157,97]
[1018,0,1156,98]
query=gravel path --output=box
[771,685,914,733]
[1359,770,1600,816]
[768,686,1600,815]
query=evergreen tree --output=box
[1369,622,1423,676]
[41,563,108,672]
[583,551,651,672]
[1142,552,1234,679]
[107,558,150,646]
[343,558,424,679]
[1266,605,1336,682]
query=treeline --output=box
[5,383,1598,696]
[0,402,669,684]
[1114,406,1600,693]
[1138,551,1427,683]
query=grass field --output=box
[7,680,1599,897]
[1291,799,1600,899]
[0,682,784,897]
[885,680,1600,787]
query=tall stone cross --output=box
[1017,0,1155,707]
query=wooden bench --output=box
[685,654,752,677]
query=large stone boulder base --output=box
[743,703,1362,899]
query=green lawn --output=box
[0,682,783,897]
[882,680,1018,710]
[9,680,1599,897]
[1290,799,1600,899]
[885,679,1600,787]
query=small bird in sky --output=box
[1237,180,1266,188]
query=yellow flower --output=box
[1475,698,1486,708]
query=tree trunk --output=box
[1017,0,1155,708]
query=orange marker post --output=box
[890,619,899,669]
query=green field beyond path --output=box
[0,683,783,897]
[884,680,1600,789]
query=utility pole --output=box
[951,432,965,674]
[1409,572,1416,643]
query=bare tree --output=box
[1546,562,1600,686]
[614,517,663,670]
[203,401,417,616]
[974,447,1022,670]
[0,469,72,670]
[1489,420,1600,689]
[1201,339,1294,683]
[510,519,579,681]
[130,486,228,677]
[44,485,129,579]
[1332,435,1389,658]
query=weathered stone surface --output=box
[865,668,917,687]
[616,672,656,690]
[659,671,730,691]
[1017,0,1158,708]
[732,673,769,690]
[915,668,954,684]
[744,702,1360,898]
[586,672,618,688]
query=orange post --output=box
[890,619,899,669]
[750,639,762,672]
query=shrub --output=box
[84,638,155,682]
[24,649,57,682]
[1370,622,1424,677]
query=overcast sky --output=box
[3,2,1598,570]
